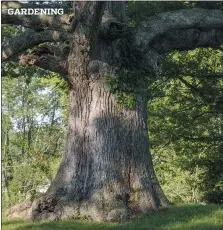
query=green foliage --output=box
[2,66,68,209]
[149,48,223,203]
[114,92,136,110]
[7,162,47,203]
[105,69,149,110]
[2,204,223,229]
[2,25,18,41]
[105,73,136,110]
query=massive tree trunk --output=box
[28,2,169,222]
[31,70,169,222]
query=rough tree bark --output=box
[29,2,169,222]
[2,1,223,222]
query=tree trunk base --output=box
[6,189,170,222]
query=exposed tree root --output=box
[6,188,170,222]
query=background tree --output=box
[149,48,223,203]
[2,1,223,222]
[2,24,68,208]
[2,66,68,208]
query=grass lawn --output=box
[2,204,223,230]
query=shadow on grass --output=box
[2,204,223,230]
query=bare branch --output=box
[1,1,74,32]
[2,29,70,61]
[151,29,223,54]
[178,76,207,99]
[19,45,68,78]
[134,8,223,53]
[20,53,68,76]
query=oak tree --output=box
[2,1,223,222]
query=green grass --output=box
[2,204,223,230]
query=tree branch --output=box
[1,1,74,32]
[134,8,223,52]
[20,53,68,77]
[177,76,223,112]
[2,1,124,41]
[151,29,223,54]
[133,8,223,74]
[18,45,68,78]
[2,29,70,61]
[178,76,207,99]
